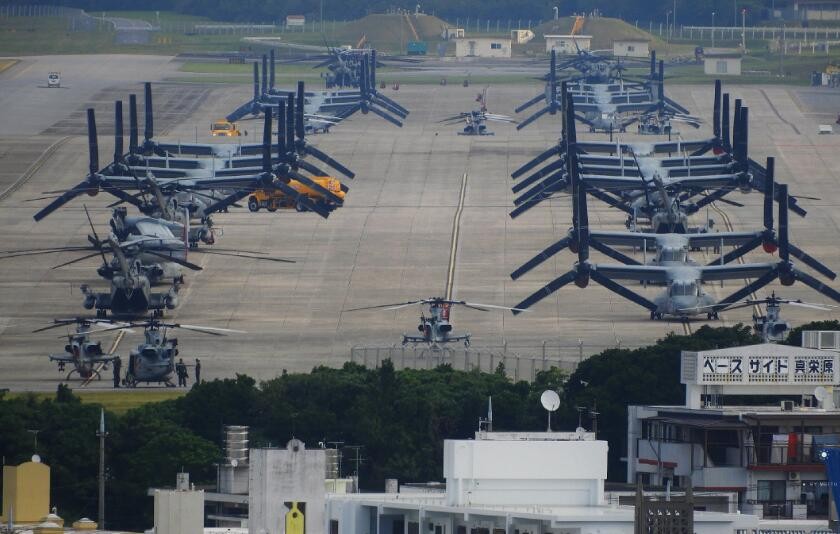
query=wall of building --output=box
[154,489,204,534]
[613,41,649,57]
[444,438,608,507]
[454,38,511,58]
[249,441,325,534]
[704,56,742,76]
[545,36,592,54]
[1,461,50,523]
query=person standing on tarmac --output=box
[176,358,188,387]
[194,358,201,385]
[112,355,122,388]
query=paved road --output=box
[0,56,838,391]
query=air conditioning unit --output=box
[781,400,795,411]
[788,471,800,481]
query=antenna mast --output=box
[97,409,107,529]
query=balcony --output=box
[746,499,828,520]
[744,445,824,471]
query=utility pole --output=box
[97,409,107,530]
[741,8,746,51]
[712,11,716,48]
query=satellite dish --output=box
[815,386,828,402]
[231,459,239,467]
[541,390,561,411]
[31,454,41,463]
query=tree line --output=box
[17,0,782,28]
[2,322,828,531]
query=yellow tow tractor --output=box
[247,176,345,213]
[210,119,242,137]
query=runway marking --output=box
[0,135,71,203]
[760,89,801,135]
[445,172,468,300]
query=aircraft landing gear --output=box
[96,309,106,319]
[650,311,663,320]
[707,312,719,320]
[248,196,260,212]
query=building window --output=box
[330,520,339,534]
[490,42,502,49]
[628,45,635,52]
[757,479,786,502]
[716,60,728,74]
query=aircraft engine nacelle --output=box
[165,295,178,309]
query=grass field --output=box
[6,389,185,414]
[0,59,18,72]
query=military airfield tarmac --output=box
[1,54,840,391]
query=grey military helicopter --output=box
[345,298,527,347]
[122,318,244,387]
[703,293,837,343]
[33,318,130,381]
[439,88,517,135]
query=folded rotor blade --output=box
[303,144,356,179]
[510,236,572,280]
[788,243,837,280]
[515,93,546,114]
[511,270,578,315]
[590,270,658,311]
[367,105,404,127]
[196,250,295,263]
[793,268,840,302]
[511,145,561,179]
[516,106,551,130]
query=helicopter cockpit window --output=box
[660,248,687,263]
[141,348,158,359]
[670,281,697,297]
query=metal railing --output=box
[746,499,828,520]
[744,444,820,466]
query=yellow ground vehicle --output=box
[210,120,241,137]
[247,177,345,212]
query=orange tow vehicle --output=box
[247,176,345,212]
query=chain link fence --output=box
[349,341,638,382]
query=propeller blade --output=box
[511,145,561,179]
[516,106,550,130]
[511,270,578,315]
[304,144,356,179]
[511,236,572,280]
[590,270,658,312]
[515,93,546,114]
[367,104,404,127]
[83,205,110,267]
[793,268,840,303]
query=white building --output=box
[326,430,758,533]
[510,29,534,44]
[249,440,326,534]
[627,341,840,525]
[545,34,592,54]
[612,39,650,58]
[704,52,743,75]
[454,38,512,58]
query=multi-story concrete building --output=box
[627,340,840,525]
